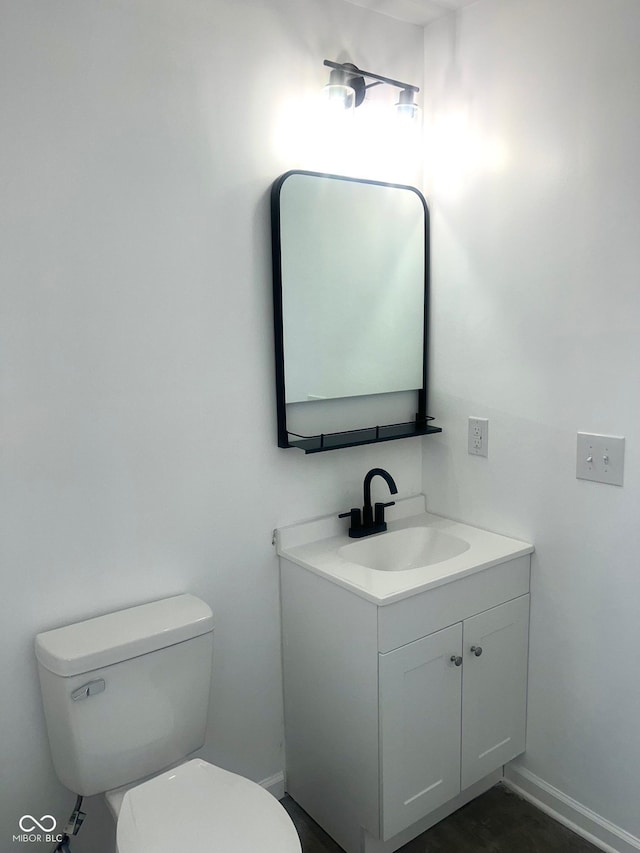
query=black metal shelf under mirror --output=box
[287,418,442,454]
[271,169,442,453]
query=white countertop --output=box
[275,496,534,605]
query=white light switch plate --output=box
[576,433,625,486]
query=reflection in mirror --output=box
[271,170,441,453]
[279,173,424,402]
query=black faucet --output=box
[339,468,398,538]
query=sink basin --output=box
[276,496,535,604]
[338,526,470,572]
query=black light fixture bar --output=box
[323,59,419,94]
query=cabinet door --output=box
[379,622,462,840]
[461,594,529,790]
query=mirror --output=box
[271,170,440,452]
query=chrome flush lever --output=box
[71,678,105,701]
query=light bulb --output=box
[323,83,356,112]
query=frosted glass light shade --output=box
[396,102,420,119]
[324,83,356,112]
[396,89,419,119]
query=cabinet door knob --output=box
[450,655,462,667]
[470,645,483,657]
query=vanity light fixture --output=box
[323,59,420,117]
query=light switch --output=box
[576,433,625,486]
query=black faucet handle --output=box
[374,501,395,526]
[338,507,362,534]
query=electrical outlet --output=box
[468,417,488,457]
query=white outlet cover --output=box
[468,417,488,457]
[576,433,625,486]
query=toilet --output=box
[35,594,301,853]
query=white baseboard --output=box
[260,770,286,800]
[503,763,640,853]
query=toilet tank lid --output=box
[35,594,213,677]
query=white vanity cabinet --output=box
[379,594,529,840]
[279,549,531,853]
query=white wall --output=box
[0,1,423,849]
[424,0,640,845]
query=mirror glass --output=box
[272,170,433,452]
[276,171,426,403]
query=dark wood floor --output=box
[281,784,601,853]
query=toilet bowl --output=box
[111,760,301,853]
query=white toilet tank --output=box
[35,594,214,796]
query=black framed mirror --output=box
[271,170,441,453]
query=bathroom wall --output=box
[0,1,423,849]
[423,0,640,847]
